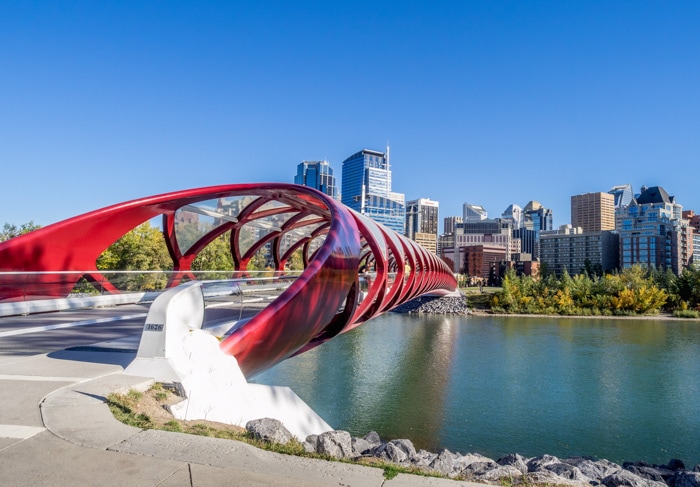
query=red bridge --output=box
[0,184,457,376]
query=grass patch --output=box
[673,309,700,318]
[462,287,500,311]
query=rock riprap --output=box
[246,419,699,486]
[390,293,470,315]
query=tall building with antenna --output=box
[341,147,405,234]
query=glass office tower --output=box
[341,148,405,234]
[294,160,338,199]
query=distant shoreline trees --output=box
[491,265,700,317]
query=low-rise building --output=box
[539,225,619,277]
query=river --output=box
[252,313,700,466]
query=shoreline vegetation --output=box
[458,265,700,320]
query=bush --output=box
[672,309,700,319]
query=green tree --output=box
[0,221,42,242]
[191,233,234,274]
[97,222,173,291]
[670,267,700,310]
[285,248,304,271]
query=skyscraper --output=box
[443,216,463,235]
[522,201,553,259]
[616,185,690,274]
[463,203,488,222]
[522,201,553,235]
[501,204,523,229]
[571,192,615,233]
[294,160,338,199]
[341,148,405,234]
[406,198,439,254]
[608,184,634,210]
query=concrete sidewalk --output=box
[0,349,480,486]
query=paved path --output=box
[0,307,481,486]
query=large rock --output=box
[498,453,529,474]
[375,441,408,463]
[413,449,438,469]
[624,465,670,483]
[669,472,700,487]
[453,452,495,476]
[603,469,668,487]
[624,461,678,483]
[316,430,353,459]
[303,434,318,453]
[351,436,373,456]
[666,460,687,471]
[545,462,590,482]
[429,449,459,476]
[390,439,417,460]
[528,454,561,472]
[564,457,621,482]
[477,465,525,481]
[524,471,589,486]
[460,460,499,479]
[363,430,382,445]
[245,418,294,445]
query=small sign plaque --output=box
[144,323,164,332]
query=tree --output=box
[97,222,173,291]
[191,233,234,274]
[670,267,700,309]
[285,248,304,271]
[0,221,42,242]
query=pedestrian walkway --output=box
[0,312,482,486]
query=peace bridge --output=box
[0,183,457,377]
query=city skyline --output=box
[1,2,699,229]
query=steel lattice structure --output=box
[0,184,457,376]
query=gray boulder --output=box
[666,460,686,471]
[603,469,667,487]
[478,464,525,481]
[528,454,561,472]
[390,439,417,460]
[498,453,529,474]
[564,458,621,482]
[245,418,294,445]
[363,430,381,444]
[429,449,459,476]
[670,472,700,487]
[412,449,437,469]
[455,453,495,471]
[460,460,499,479]
[546,462,590,482]
[351,436,372,456]
[316,430,354,459]
[303,434,318,453]
[624,465,670,483]
[375,441,408,464]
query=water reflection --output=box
[252,314,700,465]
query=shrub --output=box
[672,309,700,319]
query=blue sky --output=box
[2,1,699,232]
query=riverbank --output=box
[394,289,700,321]
[111,385,700,486]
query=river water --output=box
[252,313,700,466]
